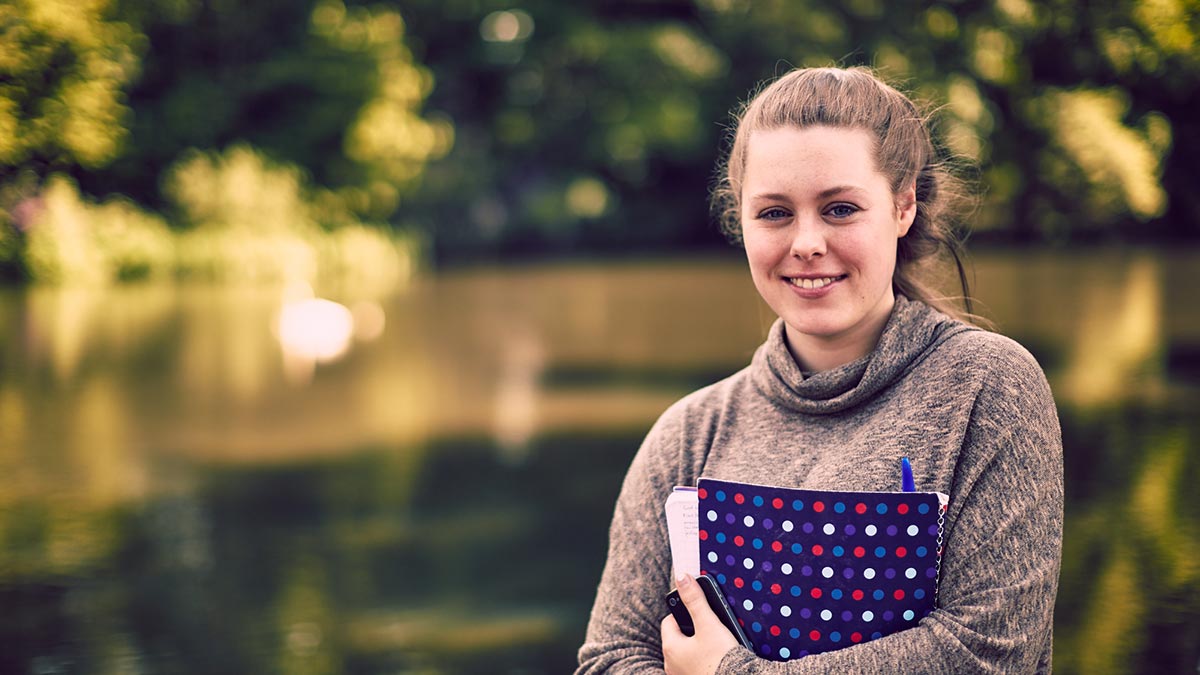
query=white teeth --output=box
[790,276,838,289]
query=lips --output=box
[786,275,847,290]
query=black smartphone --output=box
[665,574,753,648]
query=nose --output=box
[789,218,826,260]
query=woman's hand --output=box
[660,575,740,675]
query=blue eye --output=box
[826,204,858,218]
[757,207,790,220]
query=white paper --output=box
[664,486,699,580]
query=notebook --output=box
[695,477,948,661]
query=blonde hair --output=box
[711,66,982,324]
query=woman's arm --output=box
[576,406,694,674]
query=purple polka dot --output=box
[761,602,773,613]
[844,524,856,535]
[802,522,815,534]
[726,513,736,524]
[763,518,774,529]
[762,561,773,572]
[927,567,938,578]
[801,565,813,577]
[885,568,897,579]
[800,608,812,619]
[725,555,736,566]
[886,525,898,536]
[843,567,855,579]
[928,524,939,536]
[842,610,853,621]
[883,610,895,621]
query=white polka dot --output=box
[780,647,791,659]
[862,610,874,622]
[744,599,754,611]
[906,567,917,579]
[907,524,919,536]
[821,609,832,621]
[782,520,794,532]
[743,557,755,570]
[707,510,718,522]
[822,566,834,579]
[904,609,915,621]
[780,605,792,617]
[744,515,755,527]
[707,551,718,563]
[865,524,877,536]
[864,568,876,580]
[781,563,793,575]
[823,523,835,535]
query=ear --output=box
[895,183,917,238]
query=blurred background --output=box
[1,0,1197,673]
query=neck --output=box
[784,293,896,373]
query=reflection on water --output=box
[1,250,1199,673]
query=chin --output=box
[783,314,853,340]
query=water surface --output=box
[1,250,1197,673]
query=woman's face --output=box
[740,125,915,370]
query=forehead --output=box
[741,126,883,189]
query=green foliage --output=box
[166,144,413,291]
[395,0,1199,256]
[16,149,415,288]
[2,0,1199,280]
[22,174,173,283]
[0,0,141,172]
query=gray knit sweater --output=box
[576,296,1063,674]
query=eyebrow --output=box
[747,185,868,202]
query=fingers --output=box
[661,612,683,640]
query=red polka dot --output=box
[770,583,782,595]
[898,503,909,514]
[738,618,745,626]
[852,589,864,601]
[770,625,781,636]
[851,632,863,643]
[896,546,907,557]
[809,630,821,641]
[853,546,865,558]
[810,588,822,599]
[698,488,708,499]
[811,544,824,556]
[772,497,784,509]
[771,541,783,553]
[734,493,745,504]
[855,502,867,514]
[813,501,825,513]
[894,589,906,600]
[733,577,744,588]
[699,530,708,541]
[733,535,744,547]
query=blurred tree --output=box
[3,0,1198,277]
[394,0,1198,260]
[0,0,141,175]
[84,0,450,221]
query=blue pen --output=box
[901,457,916,492]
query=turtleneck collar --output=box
[750,295,978,415]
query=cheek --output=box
[743,235,777,277]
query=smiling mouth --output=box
[787,275,846,290]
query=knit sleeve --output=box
[715,337,1064,674]
[575,402,693,674]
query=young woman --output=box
[576,67,1063,674]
